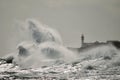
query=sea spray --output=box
[38,42,77,62]
[26,19,63,44]
[79,44,118,61]
[6,19,78,68]
[13,41,77,68]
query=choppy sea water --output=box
[1,57,120,80]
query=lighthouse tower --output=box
[81,34,84,47]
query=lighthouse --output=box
[81,34,84,47]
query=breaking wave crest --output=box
[6,19,78,68]
[26,19,63,44]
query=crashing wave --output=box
[4,19,77,68]
[26,19,63,44]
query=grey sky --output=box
[0,0,120,56]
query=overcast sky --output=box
[0,0,120,56]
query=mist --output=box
[5,19,78,68]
